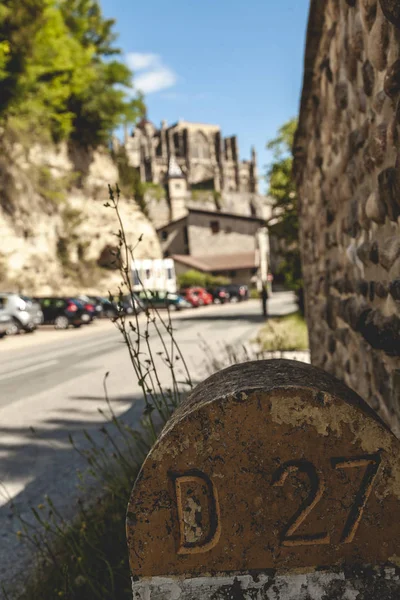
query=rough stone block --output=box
[362,59,376,96]
[369,5,390,70]
[378,168,400,221]
[361,0,379,31]
[389,279,400,300]
[379,236,400,270]
[384,59,400,97]
[360,310,400,355]
[366,190,387,224]
[127,361,400,599]
[380,0,400,28]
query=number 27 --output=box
[271,453,381,547]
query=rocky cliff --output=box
[0,135,161,296]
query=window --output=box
[167,268,173,280]
[230,271,237,278]
[133,269,140,285]
[175,183,181,190]
[210,221,220,234]
[145,269,151,279]
[225,226,232,234]
[161,231,168,241]
[191,132,210,159]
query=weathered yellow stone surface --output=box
[127,360,400,581]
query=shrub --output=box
[177,270,231,289]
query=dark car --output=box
[225,284,249,302]
[136,290,191,311]
[78,295,103,319]
[111,294,142,316]
[71,298,95,324]
[35,297,89,329]
[72,298,96,322]
[208,286,230,304]
[97,297,118,318]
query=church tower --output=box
[167,157,188,221]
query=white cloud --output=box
[126,52,177,95]
[126,53,159,72]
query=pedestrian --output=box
[261,283,269,318]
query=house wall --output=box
[159,220,189,257]
[295,0,400,433]
[187,212,260,257]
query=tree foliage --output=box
[266,118,302,291]
[0,0,145,145]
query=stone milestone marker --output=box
[127,360,400,599]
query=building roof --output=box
[172,251,257,272]
[156,207,266,232]
[167,120,221,132]
[187,207,266,224]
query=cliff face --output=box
[0,136,161,296]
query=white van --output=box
[132,258,176,294]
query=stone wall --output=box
[188,212,261,257]
[294,0,400,433]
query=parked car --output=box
[111,294,142,316]
[136,290,191,311]
[208,286,230,304]
[180,287,213,308]
[225,284,249,302]
[72,298,97,322]
[0,297,12,338]
[97,297,119,318]
[71,298,95,324]
[78,295,103,319]
[35,297,89,329]
[0,293,43,334]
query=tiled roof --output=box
[172,251,257,272]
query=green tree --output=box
[12,2,96,140]
[0,0,47,115]
[0,0,145,145]
[60,0,145,146]
[266,118,303,295]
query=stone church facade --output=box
[125,119,258,196]
[123,119,275,286]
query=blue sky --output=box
[100,0,310,190]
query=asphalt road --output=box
[0,292,297,595]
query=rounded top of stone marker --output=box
[127,359,400,580]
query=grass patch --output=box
[255,311,309,352]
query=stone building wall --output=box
[187,212,262,258]
[294,0,400,433]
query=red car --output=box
[181,287,213,308]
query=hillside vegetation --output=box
[0,1,163,296]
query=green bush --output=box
[177,270,231,289]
